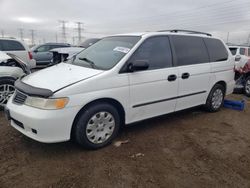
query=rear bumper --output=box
[6,96,81,143]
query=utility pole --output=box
[247,33,250,46]
[226,32,230,44]
[58,20,67,43]
[76,22,84,44]
[1,30,4,38]
[19,28,24,41]
[55,33,58,43]
[30,29,35,46]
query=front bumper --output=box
[6,96,81,143]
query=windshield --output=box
[66,36,141,70]
[229,47,237,55]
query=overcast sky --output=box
[0,0,250,45]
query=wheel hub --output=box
[86,112,115,144]
[211,89,223,109]
[0,84,15,106]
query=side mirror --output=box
[235,55,241,62]
[33,50,38,53]
[128,60,149,72]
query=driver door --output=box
[126,36,179,123]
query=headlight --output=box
[24,97,69,110]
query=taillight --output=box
[28,51,33,60]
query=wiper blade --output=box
[79,57,98,69]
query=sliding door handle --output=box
[182,73,190,79]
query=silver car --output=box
[0,51,30,108]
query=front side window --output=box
[204,38,228,62]
[128,36,173,70]
[0,40,25,51]
[36,45,50,52]
[172,35,209,66]
[67,36,141,70]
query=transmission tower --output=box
[1,30,4,38]
[19,28,24,41]
[76,22,84,44]
[30,29,35,45]
[58,20,68,43]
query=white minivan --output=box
[5,30,235,149]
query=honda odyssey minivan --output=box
[5,30,235,149]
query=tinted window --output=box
[229,48,237,55]
[0,40,25,51]
[204,38,228,62]
[248,48,250,57]
[240,48,246,55]
[129,36,172,70]
[172,36,209,66]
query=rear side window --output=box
[171,35,209,66]
[129,36,173,70]
[0,40,25,51]
[240,48,246,55]
[204,38,228,62]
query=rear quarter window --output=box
[0,40,25,51]
[171,35,209,66]
[204,38,228,62]
[239,48,246,55]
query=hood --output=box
[50,47,84,55]
[21,63,103,92]
[0,51,11,61]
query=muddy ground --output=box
[0,94,250,188]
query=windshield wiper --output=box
[79,57,98,69]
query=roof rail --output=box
[0,37,16,39]
[158,29,212,37]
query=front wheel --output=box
[73,103,121,149]
[244,76,250,97]
[205,84,225,112]
[0,78,16,110]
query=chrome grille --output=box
[13,90,27,105]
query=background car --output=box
[0,51,30,108]
[229,46,250,68]
[0,38,36,69]
[50,38,100,65]
[31,43,70,66]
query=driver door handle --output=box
[168,74,177,82]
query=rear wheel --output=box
[244,76,250,97]
[73,103,121,149]
[0,78,16,110]
[205,84,225,112]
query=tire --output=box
[73,103,121,149]
[0,78,16,110]
[244,76,250,97]
[205,84,225,112]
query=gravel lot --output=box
[0,94,250,188]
